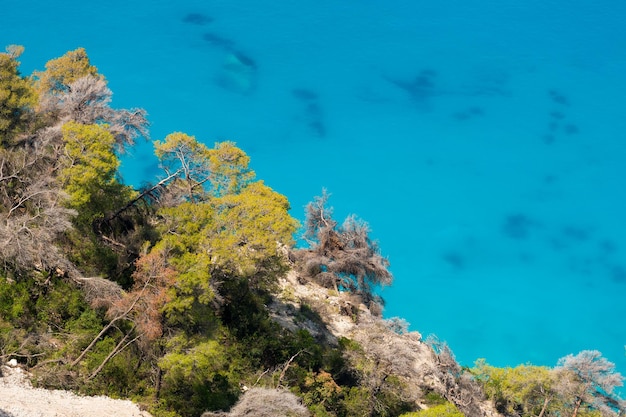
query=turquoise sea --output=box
[3,1,625,378]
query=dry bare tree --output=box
[557,350,625,417]
[71,247,176,380]
[302,189,336,243]
[1,69,147,277]
[296,190,392,313]
[0,128,76,276]
[33,49,148,150]
[426,336,489,417]
[50,75,148,150]
[346,319,423,415]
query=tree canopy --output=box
[33,47,99,97]
[473,354,625,417]
[59,121,134,222]
[0,45,37,144]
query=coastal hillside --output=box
[0,46,623,417]
[0,264,500,417]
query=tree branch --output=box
[104,168,181,223]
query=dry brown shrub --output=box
[77,276,123,308]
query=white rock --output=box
[7,359,18,367]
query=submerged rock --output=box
[215,51,257,95]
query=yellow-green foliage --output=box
[159,338,239,415]
[60,121,134,221]
[301,370,343,413]
[160,339,228,382]
[154,132,212,173]
[0,45,37,143]
[401,402,464,417]
[207,141,255,196]
[34,47,100,95]
[473,359,557,416]
[154,132,213,200]
[343,386,373,417]
[472,359,606,417]
[154,179,298,320]
[210,180,299,275]
[158,201,215,250]
[154,134,256,200]
[152,141,298,306]
[154,202,216,321]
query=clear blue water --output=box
[4,1,626,378]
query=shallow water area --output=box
[3,0,625,379]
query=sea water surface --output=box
[3,0,625,377]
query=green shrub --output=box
[158,339,239,416]
[401,402,464,417]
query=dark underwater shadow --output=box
[291,88,327,138]
[202,32,236,50]
[501,213,540,240]
[182,12,213,26]
[384,69,438,108]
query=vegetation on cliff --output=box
[0,46,624,417]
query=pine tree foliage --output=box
[209,180,299,277]
[154,132,213,202]
[34,47,99,97]
[207,141,255,197]
[401,402,464,417]
[473,352,625,417]
[0,45,37,144]
[153,134,255,203]
[59,121,134,218]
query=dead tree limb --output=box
[104,168,181,223]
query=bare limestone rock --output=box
[0,365,151,417]
[270,270,504,417]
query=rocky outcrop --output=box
[270,270,503,417]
